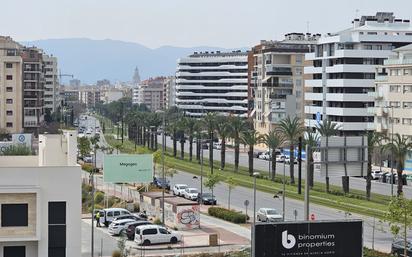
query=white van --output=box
[134,225,182,246]
[100,208,131,227]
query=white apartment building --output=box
[305,12,412,135]
[0,131,81,257]
[164,77,176,109]
[43,54,60,114]
[132,77,166,111]
[0,36,24,133]
[250,34,318,135]
[176,51,248,117]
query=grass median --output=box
[95,116,390,219]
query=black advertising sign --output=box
[254,220,363,257]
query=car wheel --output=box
[265,218,268,222]
[170,237,178,244]
[104,221,109,227]
[142,240,151,246]
[257,215,260,221]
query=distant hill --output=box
[22,38,245,84]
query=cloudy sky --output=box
[2,0,411,48]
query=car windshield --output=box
[203,193,213,198]
[266,209,279,215]
[190,189,198,193]
[179,185,187,189]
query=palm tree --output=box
[277,116,305,184]
[184,117,197,161]
[167,120,179,158]
[229,116,248,172]
[203,112,217,173]
[241,129,262,176]
[385,134,412,196]
[366,131,385,200]
[315,119,340,192]
[215,115,231,170]
[177,118,186,160]
[262,130,285,181]
[303,130,320,188]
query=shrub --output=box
[111,250,121,257]
[81,163,94,173]
[153,218,162,225]
[108,196,121,207]
[208,207,247,224]
[94,191,104,204]
[133,203,140,212]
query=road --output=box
[158,135,412,198]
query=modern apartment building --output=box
[249,33,318,135]
[43,54,60,114]
[79,88,100,108]
[133,77,166,111]
[164,77,176,109]
[0,36,24,133]
[0,131,81,257]
[176,51,248,117]
[304,12,412,135]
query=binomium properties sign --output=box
[104,154,153,183]
[254,220,362,257]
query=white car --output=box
[258,151,270,160]
[213,142,222,150]
[108,218,136,236]
[256,208,283,222]
[183,188,199,201]
[99,208,131,227]
[134,225,182,246]
[276,155,286,162]
[284,156,298,164]
[371,170,382,180]
[173,184,188,196]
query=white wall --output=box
[0,241,37,257]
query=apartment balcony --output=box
[384,58,412,65]
[304,66,322,74]
[326,79,375,88]
[325,93,373,102]
[334,49,393,59]
[305,79,322,87]
[305,52,316,60]
[304,106,323,114]
[304,93,323,101]
[325,64,375,73]
[326,107,369,116]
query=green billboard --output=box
[103,154,153,183]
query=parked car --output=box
[276,155,286,163]
[284,156,298,164]
[99,208,131,227]
[173,184,188,196]
[253,151,264,158]
[256,208,283,222]
[201,143,209,149]
[112,214,144,223]
[391,239,412,256]
[83,156,93,163]
[258,151,270,160]
[153,177,171,190]
[197,193,217,205]
[134,225,182,246]
[108,219,136,236]
[183,188,199,201]
[371,170,382,180]
[123,220,152,240]
[213,142,222,150]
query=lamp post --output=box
[384,105,395,196]
[251,171,260,257]
[156,110,166,225]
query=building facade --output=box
[43,54,60,114]
[132,77,166,111]
[164,77,176,109]
[305,12,412,135]
[0,131,81,257]
[176,51,248,117]
[78,88,100,108]
[249,34,318,135]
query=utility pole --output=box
[298,136,302,194]
[121,101,124,144]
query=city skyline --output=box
[2,0,412,48]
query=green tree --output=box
[261,130,285,181]
[177,118,186,160]
[204,172,220,197]
[116,235,130,257]
[114,143,122,154]
[229,116,248,172]
[241,129,262,176]
[384,196,412,257]
[226,176,237,209]
[366,131,384,200]
[277,116,305,184]
[385,134,412,196]
[78,137,91,158]
[303,130,320,188]
[2,145,32,156]
[215,115,231,170]
[316,119,340,192]
[203,112,217,172]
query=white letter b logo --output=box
[282,230,296,249]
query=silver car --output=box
[257,208,283,222]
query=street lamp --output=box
[156,110,166,225]
[383,105,395,196]
[282,161,286,221]
[251,171,260,257]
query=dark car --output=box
[123,220,152,240]
[201,143,209,149]
[391,239,412,256]
[152,177,171,190]
[197,193,217,205]
[253,151,264,158]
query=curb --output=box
[132,243,242,251]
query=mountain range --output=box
[22,38,245,84]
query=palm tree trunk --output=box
[221,138,226,170]
[397,163,404,196]
[142,127,146,146]
[196,138,201,163]
[173,131,177,157]
[248,145,254,176]
[366,155,372,200]
[209,132,214,173]
[271,150,277,181]
[154,128,158,151]
[189,136,193,161]
[289,145,295,184]
[147,130,150,149]
[309,156,314,188]
[234,140,240,172]
[180,140,185,159]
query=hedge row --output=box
[208,207,247,224]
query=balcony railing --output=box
[384,58,412,65]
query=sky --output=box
[2,0,412,49]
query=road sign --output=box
[310,213,315,220]
[103,154,153,183]
[244,200,250,207]
[316,112,321,124]
[254,220,363,257]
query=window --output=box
[6,75,12,80]
[6,122,12,128]
[4,246,25,257]
[114,211,120,216]
[6,87,12,92]
[5,63,13,68]
[390,101,401,108]
[367,32,378,35]
[6,111,12,116]
[1,204,28,226]
[390,85,401,93]
[142,228,158,235]
[404,69,412,75]
[6,99,13,104]
[404,85,412,93]
[107,211,113,217]
[403,102,412,109]
[403,118,412,125]
[48,202,66,257]
[159,228,170,234]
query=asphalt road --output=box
[158,135,412,198]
